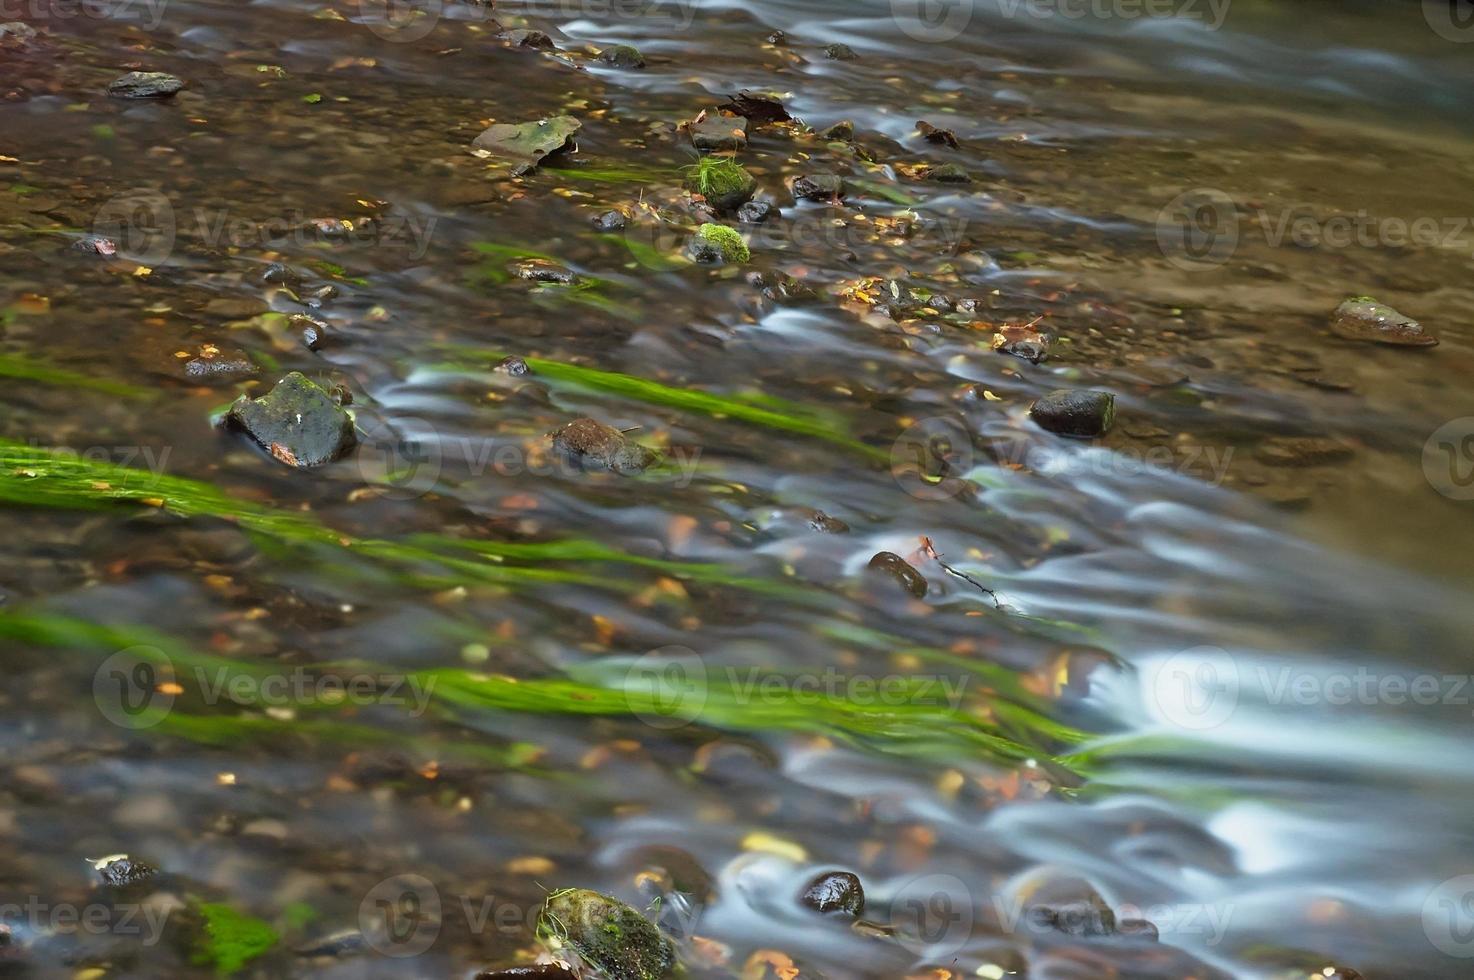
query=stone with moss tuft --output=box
[225,371,357,468]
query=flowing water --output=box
[1,0,1473,977]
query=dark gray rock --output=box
[94,855,157,887]
[691,114,748,152]
[551,418,658,473]
[736,201,776,224]
[494,355,531,376]
[820,120,854,141]
[799,871,865,916]
[183,349,256,384]
[791,173,845,201]
[1030,389,1115,438]
[824,42,858,60]
[867,552,927,598]
[261,262,300,288]
[107,71,184,99]
[225,371,357,468]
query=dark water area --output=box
[1,1,1472,978]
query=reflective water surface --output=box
[1,1,1472,977]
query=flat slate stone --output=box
[108,72,184,99]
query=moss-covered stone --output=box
[551,418,658,474]
[537,889,675,980]
[224,371,357,468]
[688,223,749,264]
[1330,296,1438,347]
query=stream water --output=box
[1,0,1472,977]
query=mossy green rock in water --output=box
[1030,389,1115,438]
[1330,296,1438,347]
[473,116,581,175]
[598,45,646,69]
[683,157,757,211]
[688,223,749,264]
[538,889,675,980]
[225,371,357,467]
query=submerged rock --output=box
[537,888,675,980]
[1254,436,1354,467]
[515,260,578,284]
[183,348,257,384]
[592,209,628,232]
[687,223,749,264]
[225,372,357,468]
[551,418,658,474]
[1330,296,1438,347]
[598,44,645,69]
[820,120,854,141]
[807,510,849,534]
[72,235,117,256]
[108,71,184,99]
[798,871,864,916]
[503,28,554,49]
[1030,389,1115,438]
[690,114,748,152]
[494,355,531,376]
[823,42,857,60]
[476,967,580,979]
[791,174,845,201]
[866,552,927,598]
[261,262,300,288]
[926,163,972,184]
[473,116,581,175]
[736,200,777,224]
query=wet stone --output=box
[807,511,849,534]
[475,967,580,979]
[687,223,749,264]
[551,418,658,474]
[183,348,257,384]
[1254,436,1354,467]
[260,262,300,288]
[1028,900,1117,937]
[598,44,646,69]
[1329,296,1438,347]
[591,210,628,232]
[515,260,578,284]
[824,42,857,60]
[72,235,116,256]
[225,371,357,468]
[108,71,184,99]
[504,28,554,49]
[537,889,675,980]
[799,871,865,916]
[791,174,845,201]
[917,120,960,147]
[691,114,748,152]
[820,120,854,141]
[1031,389,1116,438]
[494,355,531,376]
[0,22,37,42]
[927,163,972,183]
[94,855,157,887]
[866,551,927,598]
[736,200,776,223]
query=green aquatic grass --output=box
[431,352,884,460]
[0,439,776,594]
[0,353,149,397]
[0,607,1080,771]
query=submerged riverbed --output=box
[1,1,1472,977]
